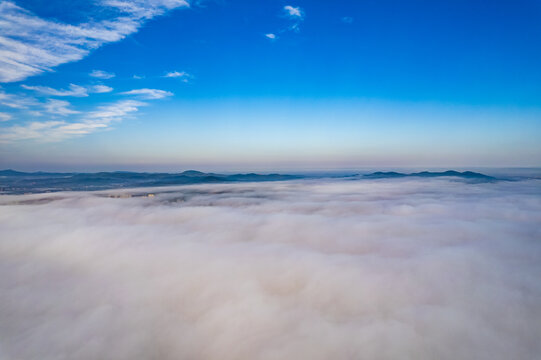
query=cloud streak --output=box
[0,89,38,109]
[44,99,80,116]
[0,1,190,83]
[21,83,90,97]
[120,88,173,99]
[0,112,12,121]
[21,83,114,97]
[91,85,114,93]
[164,71,191,79]
[0,178,540,359]
[266,4,305,38]
[0,99,145,142]
[89,70,116,79]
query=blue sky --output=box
[0,0,540,171]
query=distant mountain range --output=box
[0,169,499,194]
[0,170,302,194]
[363,170,496,180]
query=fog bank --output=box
[1,178,540,359]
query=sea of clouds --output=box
[1,177,540,359]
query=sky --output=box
[0,0,540,171]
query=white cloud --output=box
[133,75,144,79]
[0,120,110,141]
[120,88,173,99]
[0,178,540,358]
[21,83,113,97]
[284,5,302,18]
[27,110,43,117]
[341,16,353,24]
[0,120,65,141]
[0,99,146,142]
[164,71,192,82]
[0,82,174,142]
[90,70,116,79]
[0,112,11,121]
[0,89,38,109]
[44,99,80,116]
[21,83,89,97]
[87,99,146,120]
[102,0,190,18]
[91,85,114,93]
[164,71,186,78]
[277,5,305,33]
[0,1,190,83]
[265,33,276,40]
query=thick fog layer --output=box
[1,178,540,360]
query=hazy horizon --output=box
[2,165,541,176]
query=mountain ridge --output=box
[0,169,500,194]
[363,170,495,180]
[0,170,303,194]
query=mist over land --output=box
[1,175,540,359]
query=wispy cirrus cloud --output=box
[0,1,190,83]
[89,70,116,79]
[91,85,114,93]
[87,99,145,120]
[0,112,12,121]
[44,99,80,116]
[266,5,305,39]
[120,88,173,99]
[0,82,172,142]
[0,119,112,142]
[0,120,65,142]
[102,0,190,19]
[284,5,303,18]
[164,71,192,82]
[0,99,146,142]
[21,84,89,97]
[0,89,37,109]
[21,83,114,97]
[283,5,304,32]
